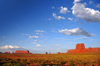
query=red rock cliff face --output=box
[15,50,29,54]
[76,43,85,50]
[67,43,100,53]
[5,51,10,54]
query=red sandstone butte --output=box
[46,52,48,54]
[0,51,2,53]
[5,51,10,54]
[12,51,14,54]
[15,50,31,54]
[67,43,100,53]
[57,52,60,54]
[49,53,51,54]
[76,43,85,50]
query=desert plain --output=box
[0,43,100,66]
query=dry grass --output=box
[0,52,100,66]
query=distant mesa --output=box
[0,43,100,54]
[0,51,2,54]
[46,52,48,54]
[49,52,51,54]
[15,50,32,54]
[5,51,10,54]
[57,52,60,54]
[0,50,32,54]
[12,51,14,54]
[67,43,100,53]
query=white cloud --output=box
[58,28,95,37]
[76,18,83,24]
[52,6,55,9]
[32,42,37,44]
[89,39,98,41]
[14,46,19,48]
[40,41,46,43]
[51,30,57,33]
[35,30,45,32]
[40,33,43,35]
[51,28,57,33]
[73,0,81,3]
[29,36,39,39]
[76,37,88,40]
[2,37,6,38]
[48,18,51,20]
[89,1,93,4]
[40,33,44,36]
[35,44,42,47]
[72,3,100,22]
[65,39,69,40]
[96,3,100,8]
[36,33,39,34]
[55,38,64,39]
[60,6,70,14]
[55,44,61,47]
[68,18,73,21]
[34,40,39,42]
[20,41,23,42]
[55,38,69,41]
[33,40,46,43]
[53,13,65,20]
[0,45,19,49]
[22,34,30,35]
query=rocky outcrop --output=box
[57,52,60,54]
[67,43,100,53]
[5,51,10,54]
[46,52,48,54]
[76,43,85,50]
[15,50,31,54]
[12,51,14,54]
[49,53,51,54]
[0,51,2,53]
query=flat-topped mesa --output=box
[76,43,85,50]
[49,53,51,54]
[57,52,60,54]
[15,50,29,54]
[5,51,10,54]
[67,43,100,53]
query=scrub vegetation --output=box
[0,52,100,66]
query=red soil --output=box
[0,56,52,58]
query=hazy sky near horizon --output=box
[0,0,100,53]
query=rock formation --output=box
[67,43,100,53]
[15,50,31,54]
[76,43,85,50]
[49,53,51,54]
[0,51,2,53]
[46,52,48,54]
[57,52,60,54]
[5,51,10,54]
[12,51,14,54]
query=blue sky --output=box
[0,0,100,54]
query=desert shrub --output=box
[98,61,100,63]
[3,62,12,66]
[69,62,74,66]
[13,63,23,66]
